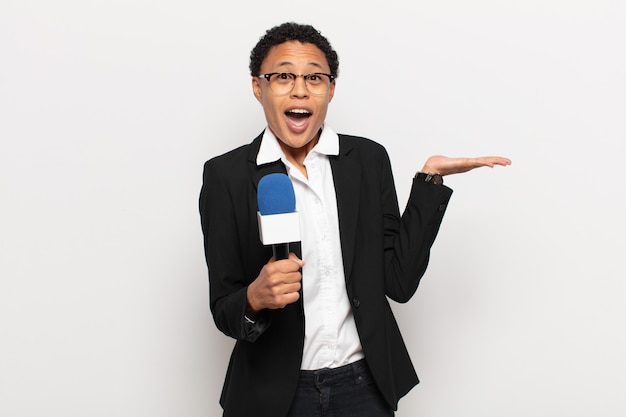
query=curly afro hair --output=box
[249,22,339,78]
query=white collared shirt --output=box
[257,126,365,370]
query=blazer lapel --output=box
[247,133,287,187]
[329,136,361,283]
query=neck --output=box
[278,130,321,178]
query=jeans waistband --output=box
[298,359,371,388]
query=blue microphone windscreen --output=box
[257,173,296,215]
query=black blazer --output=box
[199,132,453,417]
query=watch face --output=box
[425,173,443,185]
[432,174,443,185]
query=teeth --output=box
[288,109,310,114]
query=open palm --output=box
[422,155,512,176]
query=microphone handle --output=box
[272,243,289,260]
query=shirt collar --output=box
[256,125,339,166]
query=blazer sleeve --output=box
[379,148,453,303]
[199,158,271,342]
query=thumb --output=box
[288,252,305,268]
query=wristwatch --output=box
[415,171,444,186]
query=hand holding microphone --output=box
[247,253,304,313]
[247,174,303,314]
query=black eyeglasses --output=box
[257,72,335,96]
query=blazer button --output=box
[438,204,447,212]
[352,297,361,308]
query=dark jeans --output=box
[286,359,394,417]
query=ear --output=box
[328,80,336,103]
[252,77,263,103]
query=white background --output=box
[1,1,625,416]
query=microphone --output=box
[257,173,301,260]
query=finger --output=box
[281,281,302,294]
[270,289,301,308]
[269,256,304,276]
[278,291,300,308]
[480,156,512,166]
[280,271,303,284]
[272,261,304,276]
[288,253,305,267]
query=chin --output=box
[282,132,317,149]
[283,138,312,150]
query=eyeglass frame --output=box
[257,72,336,95]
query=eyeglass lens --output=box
[267,73,331,95]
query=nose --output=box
[290,75,309,98]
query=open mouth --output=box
[285,109,312,120]
[284,108,313,131]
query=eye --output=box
[276,73,293,81]
[306,74,323,84]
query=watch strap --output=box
[415,171,444,185]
